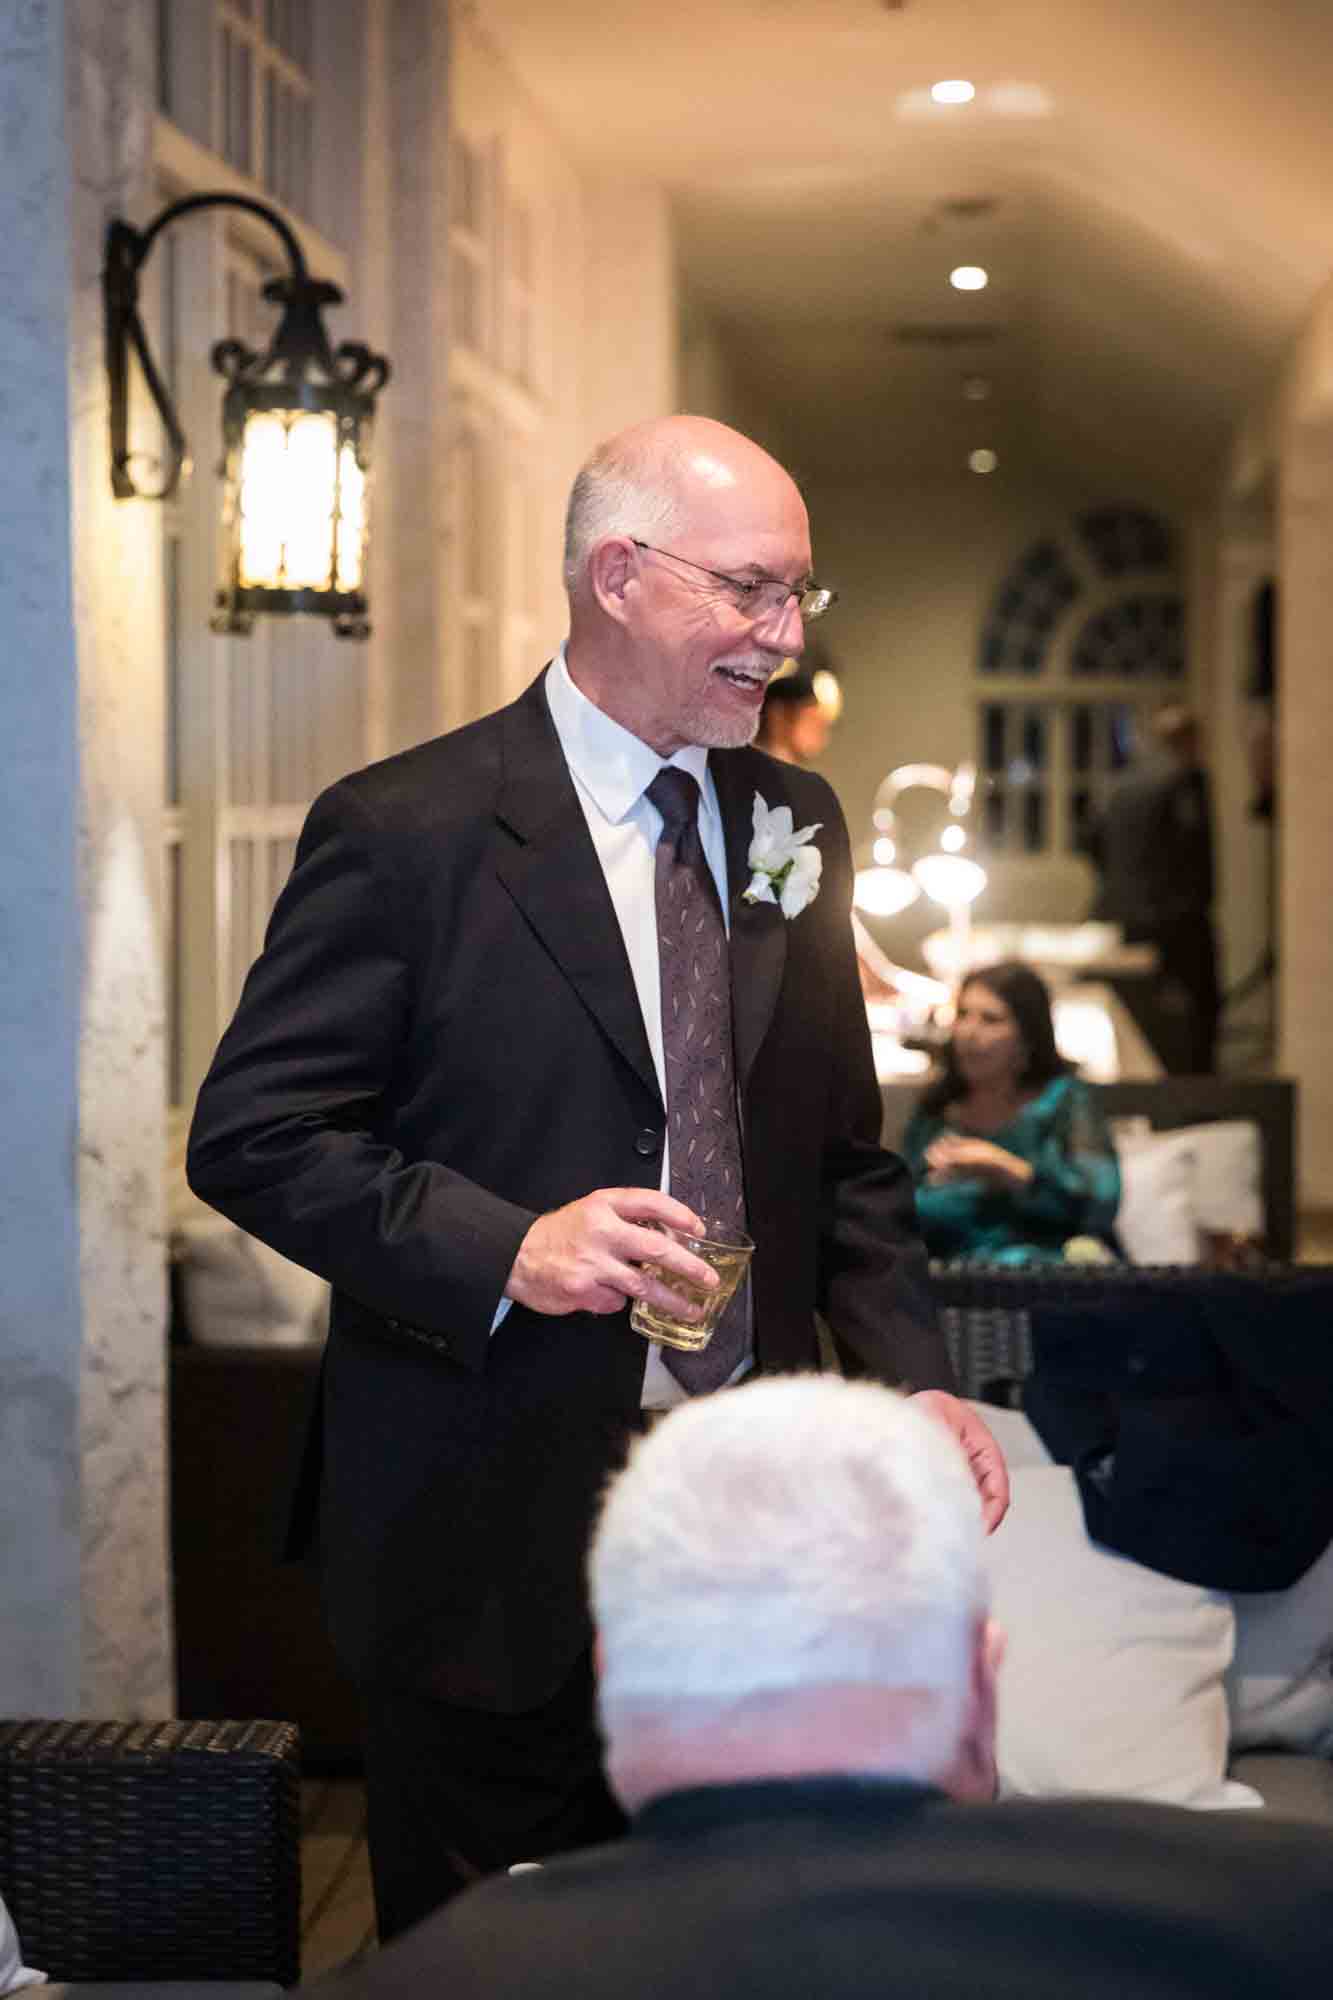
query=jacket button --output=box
[634,1127,661,1157]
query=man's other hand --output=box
[910,1390,1010,1532]
[505,1189,718,1319]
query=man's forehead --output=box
[685,450,741,495]
[674,473,811,568]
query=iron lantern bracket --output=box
[102,191,384,502]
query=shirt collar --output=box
[545,646,715,828]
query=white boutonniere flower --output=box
[742,792,823,918]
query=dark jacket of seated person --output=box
[901,961,1120,1265]
[310,1377,1328,2000]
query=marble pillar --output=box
[0,0,83,1716]
[0,0,172,1718]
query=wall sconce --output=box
[103,192,391,638]
[854,760,988,974]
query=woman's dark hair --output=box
[919,959,1071,1115]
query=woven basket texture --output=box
[0,1719,300,1986]
[929,1260,1326,1399]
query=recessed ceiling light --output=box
[931,79,976,105]
[950,265,989,292]
[969,448,999,474]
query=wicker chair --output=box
[928,1259,1333,1402]
[0,1720,300,1990]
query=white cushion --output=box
[1112,1127,1199,1263]
[1175,1120,1264,1239]
[174,1216,328,1346]
[984,1465,1260,1808]
[0,1892,44,1993]
[1227,1538,1333,1756]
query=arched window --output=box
[977,507,1185,856]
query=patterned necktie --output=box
[646,765,750,1392]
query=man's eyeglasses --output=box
[630,540,837,623]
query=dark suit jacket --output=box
[1025,1269,1333,1592]
[311,1777,1333,2000]
[1086,758,1215,927]
[186,671,951,1709]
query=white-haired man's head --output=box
[562,425,690,594]
[590,1376,993,1811]
[559,415,811,758]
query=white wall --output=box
[447,15,681,683]
[1277,292,1333,1202]
[579,178,678,450]
[1223,274,1333,1202]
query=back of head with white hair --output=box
[562,428,689,593]
[590,1376,987,1789]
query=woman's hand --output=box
[924,1135,1034,1190]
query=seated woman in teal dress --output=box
[901,960,1121,1266]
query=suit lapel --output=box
[712,750,787,1090]
[495,675,661,1106]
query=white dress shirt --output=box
[492,649,749,1409]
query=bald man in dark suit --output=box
[187,417,1006,1939]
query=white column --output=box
[71,0,172,1716]
[0,0,84,1716]
[0,0,172,1719]
[368,0,455,754]
[1279,408,1333,1204]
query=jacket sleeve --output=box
[185,779,536,1373]
[809,796,956,1393]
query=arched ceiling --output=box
[477,0,1333,504]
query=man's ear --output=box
[592,1630,605,1683]
[940,1614,1003,1804]
[586,537,637,628]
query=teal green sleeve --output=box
[901,1103,988,1257]
[1009,1079,1121,1238]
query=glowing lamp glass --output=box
[854,866,921,919]
[931,79,976,105]
[335,442,367,592]
[913,853,987,907]
[236,407,339,591]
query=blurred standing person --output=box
[1085,704,1219,1074]
[755,659,905,1007]
[754,657,842,766]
